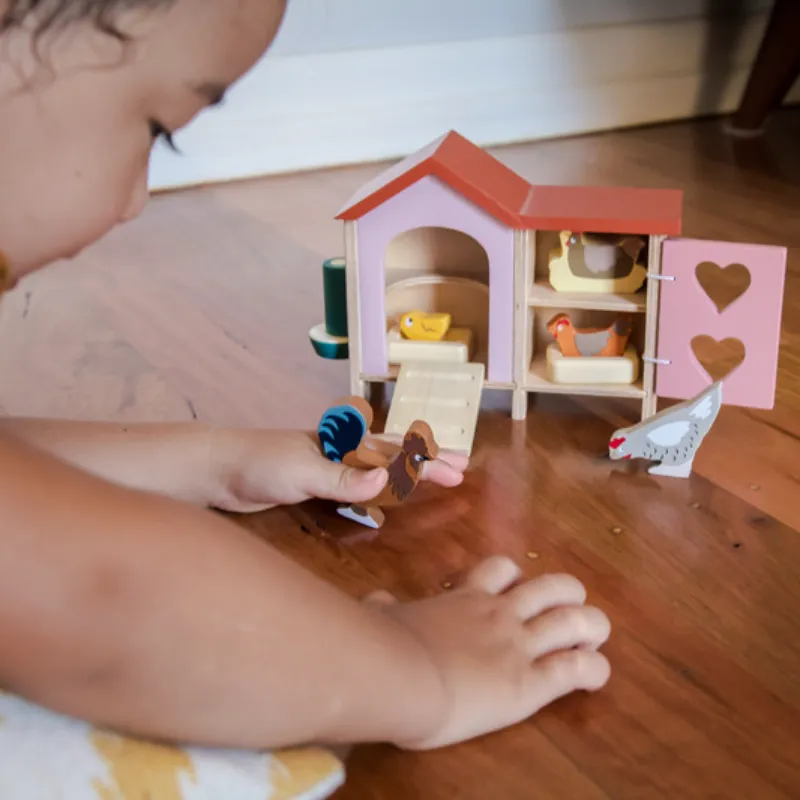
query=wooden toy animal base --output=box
[546,343,639,385]
[337,504,385,529]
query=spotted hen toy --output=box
[608,381,723,477]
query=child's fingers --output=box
[420,458,465,487]
[461,556,523,595]
[308,461,388,503]
[524,649,611,712]
[507,574,587,620]
[369,433,469,475]
[523,605,611,661]
[429,450,469,473]
[360,434,402,458]
[362,589,398,606]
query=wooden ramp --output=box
[384,361,485,455]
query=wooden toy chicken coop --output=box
[310,130,786,454]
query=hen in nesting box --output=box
[547,313,632,358]
[549,231,647,294]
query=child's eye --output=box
[149,120,180,153]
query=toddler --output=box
[0,0,610,762]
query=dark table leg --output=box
[727,0,800,135]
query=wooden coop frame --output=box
[334,131,683,423]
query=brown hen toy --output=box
[317,396,439,528]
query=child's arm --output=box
[0,417,465,512]
[0,429,610,751]
[0,417,223,505]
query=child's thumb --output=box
[314,462,387,503]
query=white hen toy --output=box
[608,381,723,478]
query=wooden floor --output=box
[1,111,799,799]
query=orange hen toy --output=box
[547,313,632,358]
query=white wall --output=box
[267,0,772,54]
[149,0,795,190]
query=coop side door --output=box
[385,361,485,454]
[655,237,787,409]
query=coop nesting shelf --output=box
[527,346,645,398]
[528,281,647,313]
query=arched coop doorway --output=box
[353,172,516,384]
[384,226,490,367]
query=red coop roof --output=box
[335,130,531,227]
[336,131,682,236]
[520,184,683,236]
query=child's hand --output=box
[363,556,611,750]
[213,429,468,513]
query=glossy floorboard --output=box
[1,110,798,799]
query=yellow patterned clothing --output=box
[0,692,345,799]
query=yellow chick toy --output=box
[399,310,452,341]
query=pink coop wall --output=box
[356,175,515,383]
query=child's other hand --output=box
[364,556,611,750]
[212,429,467,513]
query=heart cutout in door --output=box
[691,335,746,381]
[695,261,751,313]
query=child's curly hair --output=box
[1,0,173,40]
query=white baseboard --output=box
[148,10,798,190]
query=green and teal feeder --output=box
[309,256,349,359]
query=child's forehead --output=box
[0,4,280,122]
[4,0,283,80]
[132,0,284,80]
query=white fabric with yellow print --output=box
[0,691,345,799]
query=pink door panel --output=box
[656,238,786,409]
